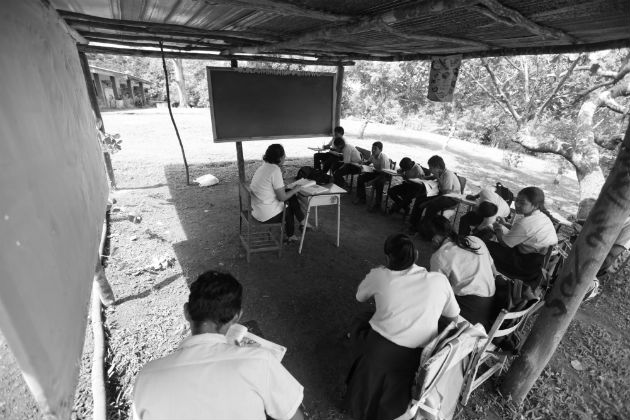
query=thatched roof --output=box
[51,0,630,65]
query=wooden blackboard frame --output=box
[207,67,337,142]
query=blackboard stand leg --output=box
[236,142,246,183]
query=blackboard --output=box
[207,67,336,142]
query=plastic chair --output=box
[460,299,544,405]
[238,182,285,262]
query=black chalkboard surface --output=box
[207,67,336,142]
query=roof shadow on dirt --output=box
[164,160,434,419]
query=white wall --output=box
[0,1,108,418]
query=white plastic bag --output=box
[195,173,219,187]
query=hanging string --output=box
[159,41,190,185]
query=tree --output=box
[464,51,630,217]
[170,58,189,108]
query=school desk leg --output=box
[299,205,311,254]
[315,206,319,229]
[336,198,340,247]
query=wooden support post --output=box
[126,77,133,102]
[501,121,630,402]
[78,51,117,189]
[334,64,344,128]
[93,73,104,100]
[110,76,119,100]
[139,81,146,106]
[231,59,246,183]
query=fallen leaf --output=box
[571,360,585,371]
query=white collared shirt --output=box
[342,144,362,164]
[132,333,303,420]
[250,162,285,222]
[430,237,497,298]
[356,264,460,349]
[369,151,389,171]
[502,210,558,254]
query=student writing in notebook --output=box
[386,157,430,217]
[408,155,460,234]
[353,141,390,212]
[331,137,363,189]
[313,126,345,174]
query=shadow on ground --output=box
[163,159,433,419]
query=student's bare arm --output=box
[289,407,306,420]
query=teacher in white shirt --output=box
[250,144,306,242]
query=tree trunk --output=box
[359,119,369,139]
[170,58,189,108]
[501,121,630,403]
[575,166,606,219]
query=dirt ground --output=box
[1,109,628,419]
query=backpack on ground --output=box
[495,182,514,206]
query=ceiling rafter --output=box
[78,44,354,66]
[376,22,492,49]
[474,0,577,42]
[58,10,279,42]
[79,30,232,48]
[199,0,353,22]
[223,0,478,55]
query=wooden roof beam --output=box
[80,31,231,48]
[473,0,578,43]
[376,22,492,49]
[78,44,354,66]
[58,10,278,42]
[223,0,477,55]
[199,0,353,22]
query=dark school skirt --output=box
[344,319,422,420]
[486,241,545,287]
[456,294,497,331]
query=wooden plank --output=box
[77,44,354,66]
[199,0,352,22]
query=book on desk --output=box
[287,178,316,189]
[407,178,439,197]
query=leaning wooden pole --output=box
[334,64,344,127]
[78,51,117,189]
[231,59,247,183]
[159,41,190,185]
[501,121,630,403]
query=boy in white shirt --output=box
[353,141,390,212]
[331,137,362,189]
[132,271,305,420]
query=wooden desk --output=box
[297,183,347,254]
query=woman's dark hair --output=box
[478,201,498,218]
[518,186,554,221]
[334,126,344,135]
[188,271,243,327]
[399,157,414,171]
[333,137,346,149]
[263,144,285,165]
[421,216,480,254]
[383,233,416,271]
[427,155,445,170]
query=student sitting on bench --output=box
[459,186,511,237]
[486,186,558,286]
[386,157,430,217]
[422,216,497,330]
[344,234,459,420]
[331,137,363,189]
[353,141,390,212]
[313,126,344,174]
[408,155,460,234]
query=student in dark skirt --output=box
[345,234,460,420]
[422,216,498,330]
[486,186,558,286]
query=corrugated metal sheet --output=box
[49,0,630,60]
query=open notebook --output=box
[408,179,439,196]
[226,323,287,362]
[286,178,316,189]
